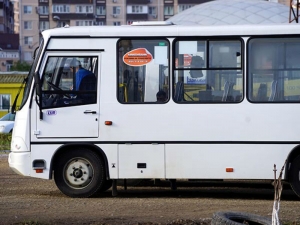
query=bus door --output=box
[35,54,100,138]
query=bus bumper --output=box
[8,152,31,176]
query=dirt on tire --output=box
[1,154,300,225]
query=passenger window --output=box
[117,39,169,103]
[41,56,98,108]
[174,39,243,103]
[249,38,300,102]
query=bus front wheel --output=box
[54,148,105,198]
[290,155,300,197]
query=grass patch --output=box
[0,133,11,151]
[284,222,300,225]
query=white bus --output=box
[8,22,300,198]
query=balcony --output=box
[127,0,151,4]
[126,14,148,20]
[52,13,94,20]
[52,0,94,3]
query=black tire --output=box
[100,179,112,192]
[54,148,105,198]
[211,211,272,225]
[290,155,300,197]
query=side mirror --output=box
[33,47,39,60]
[34,71,41,97]
[34,71,43,120]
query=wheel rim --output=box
[63,157,94,189]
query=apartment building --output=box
[16,0,212,64]
[13,0,293,65]
[0,0,14,33]
[0,0,19,71]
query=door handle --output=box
[84,110,96,114]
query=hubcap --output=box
[64,158,93,189]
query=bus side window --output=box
[118,39,169,104]
[173,39,242,103]
[41,56,98,108]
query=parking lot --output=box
[1,154,300,225]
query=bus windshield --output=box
[19,39,44,110]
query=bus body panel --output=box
[26,144,119,179]
[98,101,300,142]
[118,144,165,179]
[20,142,292,180]
[165,144,291,179]
[8,152,31,176]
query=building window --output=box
[24,21,32,30]
[149,6,156,15]
[113,6,121,15]
[0,94,10,110]
[96,6,106,15]
[56,21,68,28]
[52,5,70,13]
[38,6,49,15]
[113,21,121,26]
[24,6,32,14]
[6,62,12,72]
[76,5,93,13]
[76,20,93,26]
[132,5,143,13]
[40,21,49,31]
[164,6,174,16]
[24,52,32,61]
[178,5,194,13]
[94,21,105,26]
[24,36,33,45]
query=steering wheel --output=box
[47,81,71,99]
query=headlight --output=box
[0,125,5,132]
[11,136,29,152]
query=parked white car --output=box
[0,113,15,133]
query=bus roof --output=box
[42,23,300,39]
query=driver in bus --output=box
[70,59,94,91]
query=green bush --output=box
[0,133,11,151]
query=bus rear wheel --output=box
[290,155,300,197]
[54,148,105,198]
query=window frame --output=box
[113,6,121,15]
[38,6,49,15]
[24,21,32,30]
[164,6,174,16]
[76,5,93,13]
[96,6,106,15]
[117,37,170,104]
[52,5,70,13]
[173,37,244,104]
[24,36,33,45]
[0,94,11,110]
[40,55,98,109]
[24,5,32,14]
[247,35,300,103]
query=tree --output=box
[10,61,31,71]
